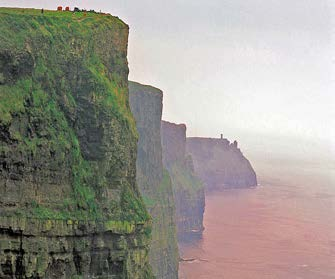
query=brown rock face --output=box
[129,81,179,279]
[161,121,186,168]
[186,137,257,191]
[161,121,205,240]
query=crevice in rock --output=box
[73,249,82,275]
[15,230,25,278]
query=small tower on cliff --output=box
[220,134,223,139]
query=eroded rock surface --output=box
[129,81,179,279]
[161,121,205,240]
[186,137,257,191]
[0,8,153,278]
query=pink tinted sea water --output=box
[179,162,335,279]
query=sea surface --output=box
[179,161,335,279]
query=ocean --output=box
[179,159,335,278]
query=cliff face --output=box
[129,81,179,278]
[186,137,257,191]
[0,8,153,278]
[161,121,205,239]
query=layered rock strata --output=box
[129,81,179,278]
[0,8,153,278]
[161,121,205,240]
[186,137,257,191]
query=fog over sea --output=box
[0,1,333,278]
[179,145,335,279]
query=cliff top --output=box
[0,7,127,27]
[187,136,230,143]
[188,136,228,140]
[162,120,187,129]
[187,137,241,151]
[129,80,163,96]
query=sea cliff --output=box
[129,81,179,278]
[0,8,153,278]
[161,121,205,240]
[186,137,257,191]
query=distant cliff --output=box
[129,81,179,278]
[0,8,153,278]
[161,121,205,239]
[186,137,257,191]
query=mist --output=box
[1,0,334,163]
[1,2,335,278]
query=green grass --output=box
[121,184,150,222]
[0,79,32,124]
[159,169,173,192]
[0,7,148,224]
[0,7,126,25]
[142,195,156,208]
[141,169,174,209]
[170,162,204,196]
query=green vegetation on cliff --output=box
[0,8,153,278]
[147,170,179,277]
[129,81,179,278]
[141,169,171,208]
[0,8,148,223]
[161,120,205,239]
[170,160,203,197]
[168,161,205,238]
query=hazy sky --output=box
[1,0,334,161]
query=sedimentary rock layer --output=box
[129,81,179,278]
[0,8,153,278]
[186,137,257,191]
[161,121,205,240]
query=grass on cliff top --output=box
[0,8,135,132]
[0,7,128,52]
[0,7,126,25]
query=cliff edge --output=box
[161,121,205,240]
[129,81,179,278]
[186,137,257,191]
[0,8,153,278]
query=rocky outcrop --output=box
[129,81,179,278]
[161,121,205,240]
[0,8,153,278]
[186,137,257,191]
